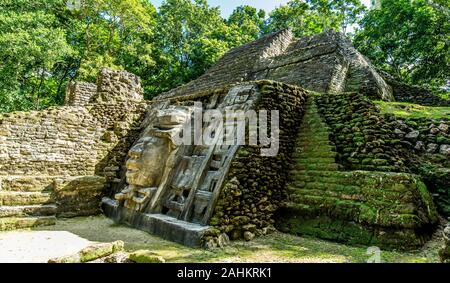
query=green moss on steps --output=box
[278,171,438,250]
[374,101,450,120]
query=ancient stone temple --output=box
[1,30,448,250]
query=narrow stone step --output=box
[102,198,210,248]
[296,140,336,151]
[297,133,330,139]
[0,216,56,231]
[295,152,337,159]
[298,127,330,132]
[0,192,53,206]
[296,139,332,145]
[295,145,336,152]
[0,205,57,218]
[290,183,361,194]
[0,176,55,192]
[294,163,341,171]
[290,170,342,178]
[295,158,336,164]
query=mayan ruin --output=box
[0,0,449,269]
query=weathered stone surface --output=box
[427,143,439,153]
[128,250,165,263]
[65,81,97,106]
[405,130,420,140]
[440,145,450,155]
[439,123,449,133]
[0,69,149,230]
[158,30,393,101]
[48,241,124,263]
[93,69,144,103]
[439,225,450,263]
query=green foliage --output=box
[354,0,450,87]
[0,0,447,112]
[0,0,157,112]
[227,5,266,44]
[0,0,73,112]
[145,0,230,96]
[68,0,157,82]
[265,0,365,37]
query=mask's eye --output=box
[129,142,144,158]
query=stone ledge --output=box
[102,198,210,248]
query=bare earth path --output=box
[0,216,441,263]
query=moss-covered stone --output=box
[278,171,438,250]
[128,250,166,263]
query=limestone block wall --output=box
[0,102,148,177]
[0,107,104,176]
[381,72,450,106]
[0,101,148,219]
[65,82,97,106]
[0,69,149,225]
[93,69,144,103]
[207,81,308,244]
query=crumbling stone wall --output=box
[0,107,104,176]
[384,115,450,216]
[0,69,149,226]
[0,102,147,177]
[207,81,308,245]
[93,69,144,103]
[381,72,450,106]
[65,82,97,106]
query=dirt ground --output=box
[0,216,443,263]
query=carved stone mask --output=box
[125,136,170,188]
[125,107,192,188]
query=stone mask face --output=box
[125,136,171,188]
[124,107,192,188]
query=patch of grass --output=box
[374,101,450,120]
[30,216,440,263]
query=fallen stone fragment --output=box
[48,240,124,263]
[128,250,165,263]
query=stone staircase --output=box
[289,97,342,194]
[0,177,56,231]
